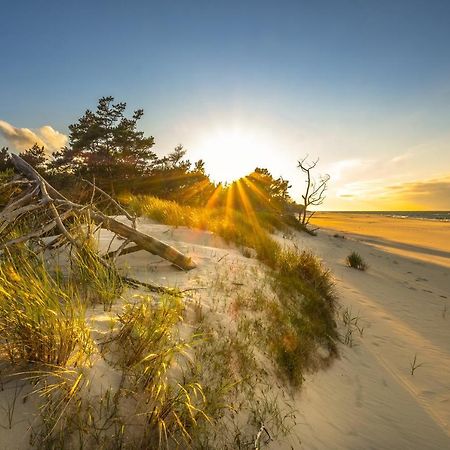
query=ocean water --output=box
[323,211,450,222]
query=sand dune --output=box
[1,215,448,449]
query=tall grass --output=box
[111,295,209,447]
[346,251,367,271]
[72,244,123,310]
[0,249,92,367]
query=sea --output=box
[321,211,450,222]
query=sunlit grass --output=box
[109,294,210,448]
[0,188,337,447]
[119,193,286,248]
[72,243,123,311]
[0,248,92,367]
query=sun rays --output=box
[173,169,287,236]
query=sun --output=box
[194,127,272,183]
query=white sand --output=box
[288,223,450,449]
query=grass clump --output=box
[346,251,368,271]
[72,244,123,310]
[109,294,209,448]
[0,249,92,367]
[267,249,337,385]
[120,194,287,249]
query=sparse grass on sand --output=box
[122,195,338,386]
[346,251,368,271]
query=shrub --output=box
[269,249,337,385]
[346,251,367,271]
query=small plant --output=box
[341,307,364,347]
[410,354,424,375]
[0,381,23,430]
[111,295,209,447]
[28,367,87,448]
[346,251,367,271]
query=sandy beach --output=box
[310,212,450,267]
[292,213,450,449]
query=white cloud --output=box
[390,152,413,164]
[0,120,68,154]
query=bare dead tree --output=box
[297,156,330,228]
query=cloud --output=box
[390,152,412,164]
[0,120,68,154]
[385,176,450,209]
[327,159,369,182]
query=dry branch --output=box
[1,154,196,271]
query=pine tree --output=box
[52,96,157,184]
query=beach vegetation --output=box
[410,354,424,375]
[346,251,368,271]
[0,95,339,449]
[124,194,338,387]
[0,248,92,367]
[341,307,364,347]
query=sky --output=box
[1,0,450,210]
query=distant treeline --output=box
[0,96,300,216]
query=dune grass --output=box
[0,248,92,367]
[103,294,210,448]
[120,193,286,247]
[72,244,123,311]
[346,251,368,271]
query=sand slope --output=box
[290,218,450,449]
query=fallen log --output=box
[3,154,196,271]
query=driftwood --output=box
[0,154,196,271]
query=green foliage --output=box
[111,295,209,447]
[52,96,157,179]
[0,147,13,172]
[265,249,337,385]
[19,144,48,174]
[346,251,368,271]
[341,307,364,347]
[0,168,15,207]
[114,295,187,377]
[125,194,338,387]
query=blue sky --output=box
[1,0,450,209]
